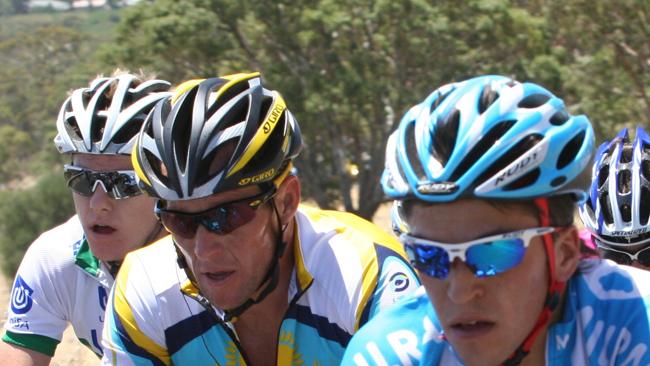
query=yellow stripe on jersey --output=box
[114,255,171,365]
[292,222,314,292]
[298,205,407,330]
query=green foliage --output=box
[0,8,123,183]
[0,171,75,278]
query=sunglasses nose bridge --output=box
[92,179,109,194]
[447,247,467,263]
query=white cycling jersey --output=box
[2,215,113,358]
[342,258,650,365]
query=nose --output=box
[193,225,224,258]
[88,185,113,213]
[445,258,484,303]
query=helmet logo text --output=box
[263,103,284,134]
[417,182,458,194]
[239,168,276,186]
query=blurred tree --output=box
[543,0,650,140]
[105,0,555,219]
[0,171,75,278]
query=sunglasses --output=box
[63,164,141,200]
[596,241,650,267]
[155,188,276,239]
[400,227,557,279]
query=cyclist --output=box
[580,127,650,270]
[342,75,650,365]
[0,71,171,365]
[100,72,420,366]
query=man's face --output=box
[406,199,549,366]
[71,153,159,261]
[165,186,279,310]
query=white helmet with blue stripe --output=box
[579,127,650,245]
[382,75,595,202]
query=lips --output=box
[447,318,495,339]
[201,270,235,284]
[92,224,116,235]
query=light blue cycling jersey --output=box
[102,206,420,365]
[342,259,650,366]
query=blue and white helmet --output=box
[381,75,595,202]
[579,127,650,245]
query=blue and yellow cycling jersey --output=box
[102,205,420,365]
[342,259,650,365]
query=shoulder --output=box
[343,287,447,365]
[117,235,179,295]
[560,259,650,363]
[573,258,650,301]
[15,216,85,280]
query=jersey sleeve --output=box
[342,289,450,366]
[355,239,420,329]
[101,251,171,366]
[2,235,72,357]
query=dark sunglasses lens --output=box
[65,172,95,196]
[405,243,450,279]
[200,202,257,235]
[109,174,141,199]
[466,239,526,277]
[600,248,632,265]
[638,249,650,267]
[159,212,198,239]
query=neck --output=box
[519,287,568,366]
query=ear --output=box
[553,226,581,282]
[275,174,300,225]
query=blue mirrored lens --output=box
[466,239,526,277]
[405,243,451,279]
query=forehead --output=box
[404,199,539,242]
[72,153,132,171]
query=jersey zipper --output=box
[185,291,252,365]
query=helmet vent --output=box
[620,146,633,164]
[199,139,237,187]
[517,94,550,109]
[597,164,609,189]
[503,168,541,191]
[620,203,632,222]
[144,150,169,187]
[112,118,143,144]
[475,132,542,187]
[431,109,460,167]
[642,160,650,182]
[641,186,650,224]
[91,118,107,143]
[550,111,570,126]
[450,120,516,182]
[557,131,586,169]
[429,89,453,114]
[551,176,567,187]
[478,87,499,114]
[599,192,614,225]
[405,123,427,180]
[617,169,631,194]
[241,111,286,177]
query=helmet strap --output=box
[501,198,566,366]
[223,198,288,322]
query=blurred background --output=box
[0,0,648,363]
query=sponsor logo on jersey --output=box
[98,286,108,311]
[11,275,34,314]
[8,317,29,330]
